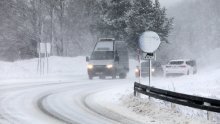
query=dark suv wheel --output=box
[89,75,93,80]
[119,73,126,79]
[99,75,106,79]
[112,74,116,79]
[111,68,117,79]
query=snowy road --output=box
[0,72,219,124]
[0,76,140,124]
[0,56,219,124]
[0,64,219,124]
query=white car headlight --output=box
[87,64,93,69]
[106,64,113,69]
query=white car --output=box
[163,59,197,77]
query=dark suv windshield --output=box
[170,61,184,65]
[90,51,114,60]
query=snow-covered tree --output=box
[93,0,173,51]
[0,0,99,60]
[0,0,174,60]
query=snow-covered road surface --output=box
[0,56,219,124]
[39,81,122,124]
[0,81,79,124]
[0,76,142,124]
[0,76,217,124]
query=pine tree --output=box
[93,0,173,51]
[93,0,131,39]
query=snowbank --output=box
[87,54,220,124]
[88,86,213,124]
[0,56,87,80]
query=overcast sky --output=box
[159,0,182,7]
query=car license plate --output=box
[95,72,103,75]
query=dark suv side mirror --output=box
[115,51,119,62]
[115,55,119,62]
[86,56,89,62]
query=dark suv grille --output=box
[93,65,106,72]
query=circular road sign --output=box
[139,31,161,53]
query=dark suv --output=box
[135,61,163,77]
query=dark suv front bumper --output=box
[88,65,115,77]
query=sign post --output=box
[37,43,51,75]
[138,31,161,91]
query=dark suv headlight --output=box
[106,64,113,69]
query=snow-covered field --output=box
[0,54,219,124]
[0,56,87,79]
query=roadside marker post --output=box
[37,42,51,76]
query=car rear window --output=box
[169,61,184,65]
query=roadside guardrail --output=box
[134,82,220,113]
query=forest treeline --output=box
[0,0,96,60]
[0,0,172,61]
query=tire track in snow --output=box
[0,78,141,124]
[38,94,79,124]
[0,81,85,124]
[37,82,120,124]
[38,81,143,124]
